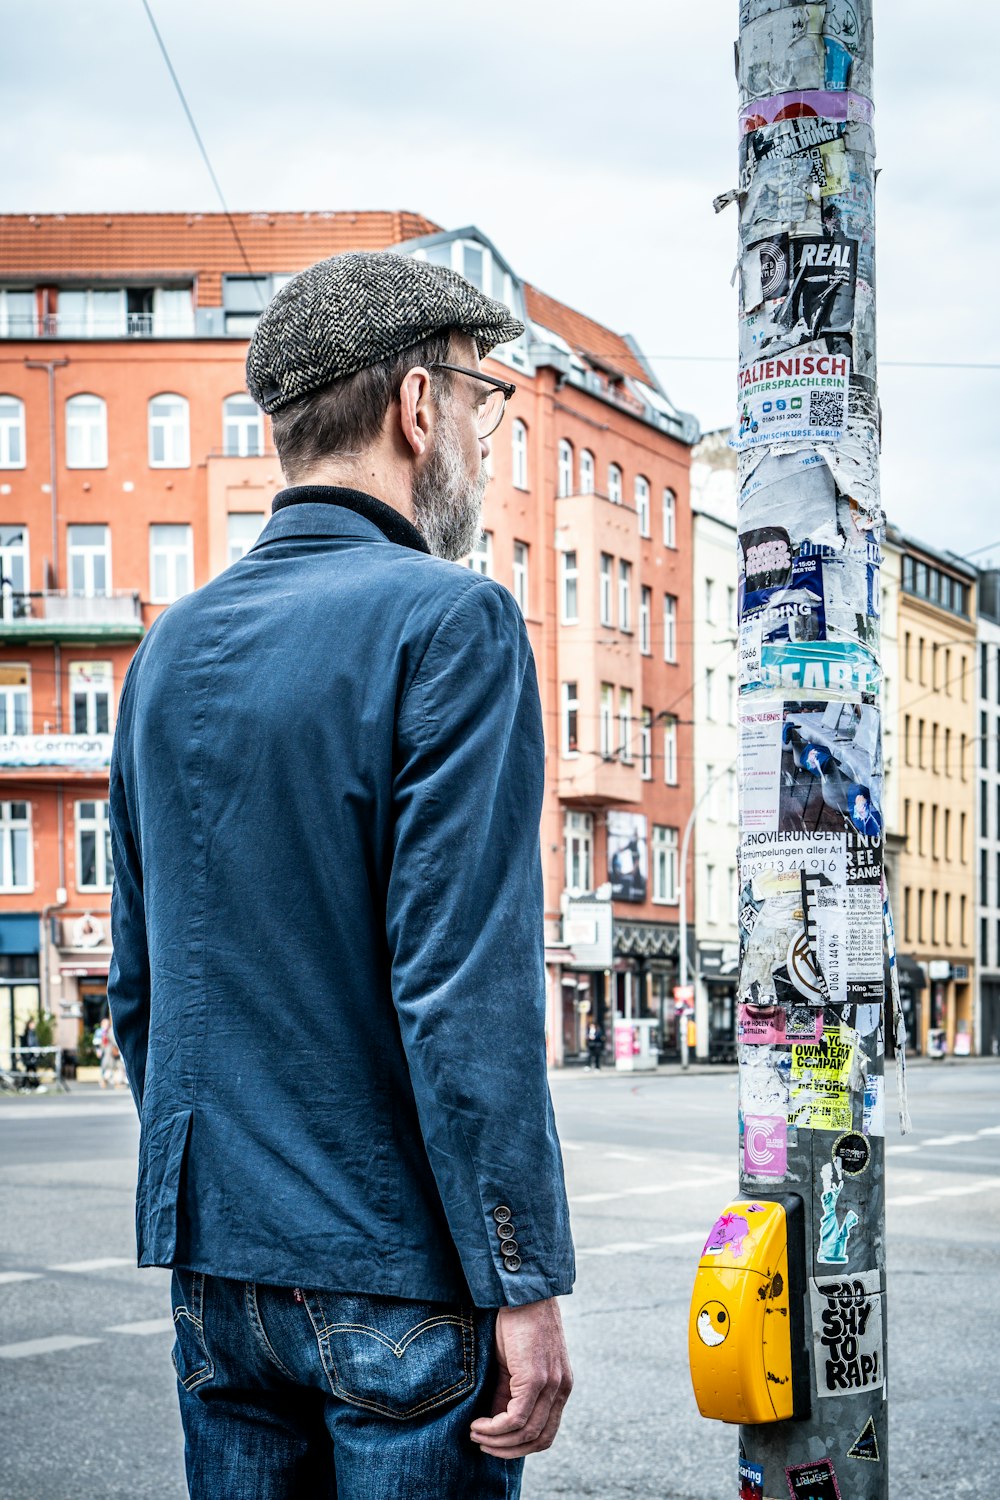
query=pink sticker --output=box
[744,1115,788,1177]
[738,1005,784,1044]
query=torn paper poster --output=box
[809,1269,883,1398]
[801,868,847,1005]
[845,831,883,1004]
[741,830,846,886]
[739,700,882,839]
[739,236,857,361]
[755,639,881,698]
[816,373,880,511]
[739,448,840,541]
[740,156,822,243]
[789,1025,857,1131]
[739,117,849,196]
[823,0,874,100]
[740,1046,792,1116]
[739,89,874,133]
[739,1004,824,1045]
[743,1114,788,1178]
[734,348,849,451]
[737,4,826,102]
[862,1072,885,1136]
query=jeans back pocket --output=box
[308,1292,475,1420]
[171,1268,215,1393]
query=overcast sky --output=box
[4,1,998,563]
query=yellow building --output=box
[894,530,978,1054]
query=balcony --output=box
[0,590,144,643]
[3,313,195,340]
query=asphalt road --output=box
[1,1061,998,1499]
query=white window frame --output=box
[467,530,493,577]
[0,289,36,338]
[561,681,579,758]
[222,394,265,458]
[512,540,529,614]
[148,393,190,469]
[608,463,623,505]
[227,512,266,565]
[75,799,113,892]
[65,394,108,469]
[664,594,677,662]
[705,578,715,623]
[652,824,679,905]
[663,487,677,548]
[619,687,633,763]
[68,524,111,598]
[600,554,613,627]
[0,525,28,620]
[728,674,737,726]
[639,586,651,656]
[0,800,32,892]
[705,765,717,821]
[557,439,574,498]
[69,661,112,736]
[618,560,632,633]
[705,863,717,924]
[560,550,579,624]
[705,667,716,721]
[564,810,593,894]
[727,586,737,631]
[0,665,30,736]
[149,523,193,603]
[511,419,529,490]
[57,288,126,337]
[635,475,650,537]
[663,716,678,785]
[579,449,595,495]
[641,707,653,780]
[0,396,26,469]
[728,767,738,824]
[600,683,614,759]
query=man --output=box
[109,251,574,1500]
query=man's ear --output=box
[397,365,435,458]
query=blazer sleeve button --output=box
[503,1255,522,1272]
[500,1239,519,1256]
[493,1206,512,1223]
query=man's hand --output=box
[469,1297,573,1459]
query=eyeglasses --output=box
[428,362,517,438]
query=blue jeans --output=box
[171,1270,522,1500]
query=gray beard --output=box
[411,402,488,562]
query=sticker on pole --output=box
[785,1459,842,1500]
[809,1269,884,1398]
[734,347,849,450]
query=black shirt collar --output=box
[271,485,430,555]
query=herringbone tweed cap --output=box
[245,251,524,413]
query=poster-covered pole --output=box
[690,1,901,1496]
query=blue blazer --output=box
[109,488,574,1309]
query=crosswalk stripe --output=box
[0,1335,101,1359]
[48,1257,133,1273]
[0,1272,42,1285]
[105,1318,174,1336]
[922,1134,978,1146]
[571,1173,732,1206]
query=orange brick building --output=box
[0,212,697,1067]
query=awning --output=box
[895,953,927,991]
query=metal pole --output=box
[726,2,888,1495]
[679,760,737,1067]
[24,359,68,589]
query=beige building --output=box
[894,530,978,1054]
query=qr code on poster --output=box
[809,390,845,429]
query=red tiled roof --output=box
[524,283,649,386]
[0,211,441,305]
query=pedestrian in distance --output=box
[586,1021,606,1070]
[109,251,575,1500]
[96,1015,123,1090]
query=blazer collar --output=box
[252,485,430,554]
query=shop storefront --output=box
[51,911,113,1058]
[697,942,739,1063]
[0,912,41,1062]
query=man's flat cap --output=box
[246,250,525,413]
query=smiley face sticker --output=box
[697,1300,731,1347]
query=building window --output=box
[931,890,938,946]
[903,886,912,942]
[0,289,36,338]
[0,801,31,891]
[618,561,632,633]
[511,419,528,490]
[639,586,651,655]
[728,766,738,823]
[561,681,579,756]
[57,288,125,337]
[564,811,593,893]
[960,811,967,862]
[944,807,951,861]
[917,889,925,942]
[76,800,113,891]
[981,918,990,967]
[635,475,650,536]
[705,578,715,623]
[931,804,938,859]
[511,540,529,614]
[600,554,613,626]
[600,684,614,759]
[917,719,924,768]
[0,396,25,468]
[981,849,989,906]
[705,764,717,820]
[705,863,717,923]
[619,687,633,763]
[728,674,737,725]
[0,524,28,619]
[662,488,677,548]
[69,661,112,735]
[65,394,108,468]
[148,393,190,468]
[222,275,270,336]
[727,586,736,631]
[641,707,653,780]
[652,825,679,904]
[222,394,264,457]
[982,710,990,770]
[227,512,266,564]
[944,726,952,776]
[961,893,967,945]
[705,667,716,721]
[557,439,574,498]
[149,523,193,603]
[467,530,493,577]
[608,464,622,504]
[68,524,111,597]
[917,802,925,856]
[0,665,30,735]
[560,550,579,623]
[579,449,595,495]
[663,715,678,784]
[664,594,677,662]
